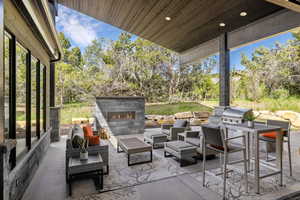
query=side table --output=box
[68,153,104,196]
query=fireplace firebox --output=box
[107,111,136,121]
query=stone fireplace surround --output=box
[94,97,145,146]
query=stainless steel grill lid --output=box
[222,107,252,118]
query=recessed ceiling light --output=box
[240,12,247,17]
[219,23,226,27]
[165,16,171,21]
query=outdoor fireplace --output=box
[95,97,145,137]
[107,111,136,121]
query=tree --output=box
[83,38,107,69]
[68,47,83,68]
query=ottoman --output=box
[164,141,198,167]
[144,132,168,149]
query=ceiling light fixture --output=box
[240,12,247,17]
[219,23,226,27]
[165,16,171,21]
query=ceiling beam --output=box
[265,0,300,13]
[180,9,300,65]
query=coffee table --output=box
[117,137,153,166]
[68,153,104,196]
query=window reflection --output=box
[31,56,38,141]
[16,43,27,157]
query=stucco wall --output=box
[4,0,50,66]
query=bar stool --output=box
[259,119,292,176]
[202,124,248,200]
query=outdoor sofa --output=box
[66,124,109,180]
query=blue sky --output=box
[56,4,295,70]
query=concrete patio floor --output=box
[21,128,300,200]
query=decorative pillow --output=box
[72,135,84,148]
[173,120,187,128]
[88,135,100,146]
[83,125,93,138]
[262,131,277,139]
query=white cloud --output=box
[56,5,101,47]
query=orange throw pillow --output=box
[88,135,100,145]
[83,125,93,138]
[83,125,100,145]
[262,131,277,139]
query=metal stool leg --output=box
[223,152,228,200]
[219,153,223,174]
[242,135,249,193]
[243,148,248,193]
[202,140,206,187]
[287,139,293,176]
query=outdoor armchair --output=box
[161,120,190,141]
[66,124,109,181]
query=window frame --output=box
[43,66,47,132]
[4,29,48,169]
[36,60,41,139]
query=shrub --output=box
[270,89,289,99]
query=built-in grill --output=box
[208,106,253,125]
[222,107,253,124]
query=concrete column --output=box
[219,33,230,106]
[49,107,60,142]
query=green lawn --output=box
[145,102,212,115]
[60,102,212,124]
[60,103,93,124]
[60,97,300,125]
[202,97,300,112]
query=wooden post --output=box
[219,32,230,106]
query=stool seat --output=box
[165,141,194,151]
[144,132,168,149]
[164,141,197,167]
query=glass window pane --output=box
[16,43,27,157]
[4,35,10,140]
[31,57,37,141]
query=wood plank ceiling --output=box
[58,0,283,53]
[265,0,300,13]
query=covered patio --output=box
[22,127,300,200]
[1,1,300,200]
